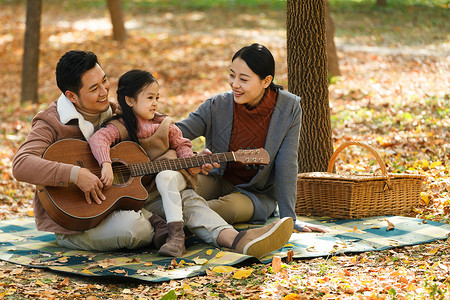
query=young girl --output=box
[89,69,197,257]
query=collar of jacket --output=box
[56,93,112,140]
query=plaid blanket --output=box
[0,216,449,282]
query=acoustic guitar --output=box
[37,139,270,231]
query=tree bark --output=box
[21,0,42,104]
[286,0,333,173]
[326,1,340,77]
[107,0,127,43]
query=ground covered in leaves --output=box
[0,0,449,299]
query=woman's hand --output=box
[197,148,220,175]
[294,220,328,233]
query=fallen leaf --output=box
[426,248,438,255]
[233,268,253,279]
[286,249,294,263]
[57,277,69,288]
[215,251,225,258]
[211,266,237,273]
[193,257,208,265]
[272,256,282,273]
[385,219,395,231]
[82,269,95,275]
[161,289,177,300]
[206,249,213,255]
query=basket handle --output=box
[327,141,388,176]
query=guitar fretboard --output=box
[129,152,235,177]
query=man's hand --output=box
[294,220,328,233]
[100,162,114,188]
[197,148,220,175]
[76,168,106,205]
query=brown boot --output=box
[149,214,169,249]
[158,221,186,257]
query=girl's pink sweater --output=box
[88,117,194,166]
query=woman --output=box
[177,43,326,233]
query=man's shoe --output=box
[232,217,294,258]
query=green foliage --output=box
[160,289,177,300]
[328,0,448,47]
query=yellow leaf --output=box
[211,266,237,273]
[421,192,430,205]
[427,248,438,255]
[215,251,225,258]
[193,257,208,265]
[35,280,46,286]
[283,293,301,300]
[430,161,442,169]
[284,243,295,247]
[58,256,69,263]
[27,210,34,217]
[82,269,95,275]
[348,226,366,234]
[233,269,253,279]
[182,283,192,291]
[206,249,213,255]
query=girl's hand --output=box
[101,162,114,188]
[187,166,201,175]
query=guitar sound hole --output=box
[111,161,131,185]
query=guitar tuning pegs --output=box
[245,166,251,170]
[253,165,258,170]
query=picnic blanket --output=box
[0,216,449,282]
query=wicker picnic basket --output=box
[296,141,425,219]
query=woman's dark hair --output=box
[232,43,283,91]
[56,50,99,95]
[110,69,158,144]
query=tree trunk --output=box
[107,0,126,42]
[286,0,333,173]
[326,1,340,77]
[376,0,387,6]
[21,0,42,104]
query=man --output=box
[13,50,293,258]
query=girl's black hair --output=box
[232,43,283,91]
[108,69,158,144]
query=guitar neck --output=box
[129,152,235,177]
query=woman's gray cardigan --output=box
[176,89,301,224]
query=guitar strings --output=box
[109,153,237,177]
